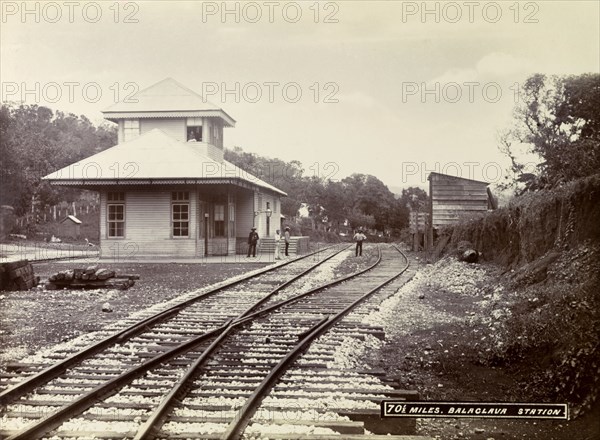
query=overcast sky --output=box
[2,1,599,191]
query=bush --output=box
[445,174,600,267]
[483,243,600,416]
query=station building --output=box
[43,78,286,258]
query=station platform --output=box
[54,253,298,264]
[1,246,308,266]
[1,242,328,265]
[0,243,98,264]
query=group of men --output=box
[247,226,290,259]
[248,226,367,259]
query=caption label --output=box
[381,402,568,419]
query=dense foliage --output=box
[499,73,600,193]
[0,104,116,215]
[225,146,415,235]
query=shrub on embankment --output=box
[447,174,600,267]
[441,174,600,417]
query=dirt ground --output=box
[0,261,266,365]
[369,255,600,440]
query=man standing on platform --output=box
[274,229,282,260]
[247,227,259,258]
[284,226,291,257]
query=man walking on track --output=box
[247,227,259,257]
[353,229,366,257]
[284,226,291,257]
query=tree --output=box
[224,146,304,218]
[347,208,376,231]
[300,175,326,229]
[399,186,428,209]
[340,174,399,232]
[499,73,600,192]
[320,180,348,232]
[387,198,410,234]
[0,104,117,215]
[392,186,428,234]
[225,148,408,236]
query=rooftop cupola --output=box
[102,78,235,162]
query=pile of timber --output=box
[0,260,38,291]
[45,265,139,290]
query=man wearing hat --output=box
[284,226,291,257]
[353,228,366,257]
[247,227,259,258]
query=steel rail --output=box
[0,244,337,406]
[221,245,410,440]
[131,247,385,440]
[2,245,352,440]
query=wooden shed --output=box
[59,215,82,239]
[427,172,494,248]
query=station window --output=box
[107,192,125,238]
[123,120,139,142]
[172,192,189,237]
[186,117,203,142]
[214,204,225,237]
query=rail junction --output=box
[0,244,432,440]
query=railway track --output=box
[0,244,431,440]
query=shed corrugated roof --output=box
[103,78,236,127]
[43,129,286,196]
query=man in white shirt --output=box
[274,229,281,260]
[353,229,366,257]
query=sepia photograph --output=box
[1,1,599,439]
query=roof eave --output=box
[102,110,236,127]
[46,177,286,195]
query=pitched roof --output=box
[103,78,236,126]
[428,172,489,186]
[43,129,286,196]
[61,215,82,224]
